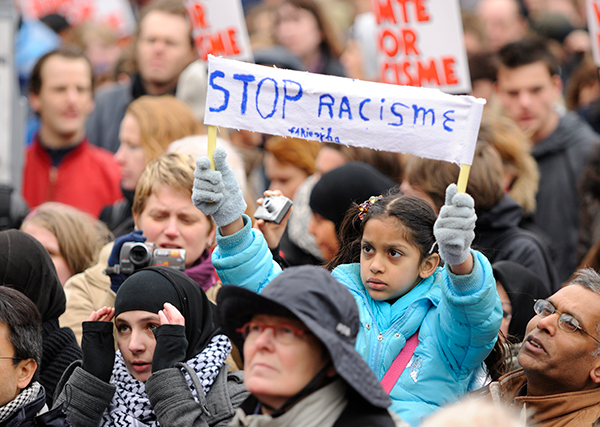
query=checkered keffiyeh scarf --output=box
[0,382,41,422]
[101,334,231,426]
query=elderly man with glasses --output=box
[481,268,600,426]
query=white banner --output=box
[372,0,471,94]
[204,55,485,166]
[588,0,600,66]
[18,0,136,37]
[184,0,253,62]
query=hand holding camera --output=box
[254,191,293,250]
[105,230,186,293]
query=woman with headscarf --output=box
[0,229,82,406]
[53,266,247,426]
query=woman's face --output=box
[21,222,72,286]
[115,113,146,191]
[115,310,159,382]
[308,213,339,261]
[134,185,215,267]
[243,314,329,411]
[264,152,309,200]
[275,3,323,60]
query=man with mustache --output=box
[483,268,600,426]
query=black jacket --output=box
[1,386,70,427]
[473,194,559,292]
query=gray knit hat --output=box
[217,265,391,408]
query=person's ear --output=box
[419,253,439,279]
[590,357,600,385]
[551,74,563,97]
[28,92,41,114]
[16,359,37,390]
[133,213,139,230]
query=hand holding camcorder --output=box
[105,242,186,275]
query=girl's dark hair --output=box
[326,189,437,271]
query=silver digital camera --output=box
[106,242,186,275]
[253,196,293,224]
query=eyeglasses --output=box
[534,299,600,345]
[0,356,21,361]
[236,321,306,344]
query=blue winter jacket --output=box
[213,216,502,426]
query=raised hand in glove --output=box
[82,307,116,383]
[192,147,247,227]
[152,303,188,373]
[433,184,477,266]
[106,230,146,293]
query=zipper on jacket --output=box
[47,166,58,202]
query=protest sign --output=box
[204,55,485,166]
[184,0,253,62]
[588,0,600,66]
[18,0,135,37]
[372,0,471,94]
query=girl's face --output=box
[21,222,72,286]
[242,314,329,412]
[360,217,438,302]
[115,310,159,382]
[275,3,322,60]
[115,113,146,191]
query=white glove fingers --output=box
[444,183,458,205]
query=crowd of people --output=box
[3,0,600,425]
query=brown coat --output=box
[484,369,600,427]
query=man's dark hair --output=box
[0,287,43,369]
[29,45,93,95]
[497,37,559,77]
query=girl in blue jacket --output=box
[192,149,502,426]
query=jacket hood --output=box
[532,112,591,160]
[476,194,523,230]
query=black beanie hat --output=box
[114,269,182,317]
[309,162,397,230]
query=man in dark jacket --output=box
[495,37,600,282]
[0,287,69,426]
[86,0,196,153]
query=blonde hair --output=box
[264,136,321,175]
[21,203,112,275]
[125,95,203,162]
[132,153,215,232]
[481,114,539,215]
[404,128,506,212]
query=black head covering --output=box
[217,265,391,409]
[0,230,65,322]
[114,266,220,359]
[309,162,397,231]
[493,260,552,341]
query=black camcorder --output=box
[104,242,186,276]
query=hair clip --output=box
[358,195,383,221]
[428,241,438,254]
